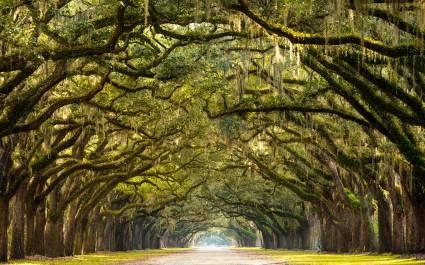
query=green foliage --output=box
[218,116,245,138]
[344,188,361,209]
[1,0,425,259]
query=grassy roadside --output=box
[237,248,425,265]
[2,248,188,265]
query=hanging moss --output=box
[344,188,361,209]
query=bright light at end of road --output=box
[195,245,229,251]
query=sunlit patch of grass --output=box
[237,248,425,265]
[4,248,188,265]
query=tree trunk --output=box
[260,228,273,249]
[102,218,113,251]
[45,219,64,257]
[96,221,106,251]
[64,222,76,256]
[403,180,416,253]
[74,227,84,255]
[83,224,97,254]
[301,224,311,250]
[412,202,425,252]
[143,229,151,249]
[388,170,405,253]
[25,204,35,256]
[336,223,350,253]
[0,197,9,262]
[128,223,135,250]
[45,185,65,258]
[142,222,155,250]
[320,217,329,251]
[392,208,405,253]
[58,215,65,256]
[272,231,279,249]
[411,170,425,252]
[122,223,130,251]
[377,188,392,253]
[359,206,375,252]
[34,201,46,256]
[64,204,78,256]
[328,222,338,252]
[133,223,141,250]
[76,216,89,255]
[11,185,26,259]
[115,222,124,251]
[153,236,161,249]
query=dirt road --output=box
[123,248,285,265]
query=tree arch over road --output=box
[1,0,425,262]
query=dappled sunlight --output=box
[1,0,425,263]
[239,249,425,265]
[5,249,188,265]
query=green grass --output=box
[3,248,188,265]
[6,248,425,265]
[238,248,425,265]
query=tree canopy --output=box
[1,0,425,262]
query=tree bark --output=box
[96,221,106,251]
[143,229,151,249]
[44,188,64,257]
[34,201,46,255]
[400,166,425,253]
[11,185,26,259]
[102,218,113,251]
[64,203,78,256]
[376,188,392,253]
[401,170,416,253]
[142,221,155,250]
[260,228,273,249]
[58,215,65,255]
[115,221,124,251]
[272,231,279,249]
[411,170,425,252]
[320,217,329,251]
[412,202,425,252]
[336,222,350,253]
[133,223,141,250]
[328,221,337,252]
[350,210,360,250]
[25,203,35,256]
[74,226,84,255]
[392,207,405,253]
[45,219,64,257]
[0,197,9,262]
[388,170,405,253]
[153,236,161,249]
[83,224,97,254]
[359,205,375,252]
[301,224,311,249]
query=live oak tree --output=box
[1,0,425,262]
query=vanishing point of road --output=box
[123,248,286,265]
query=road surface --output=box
[123,248,286,265]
